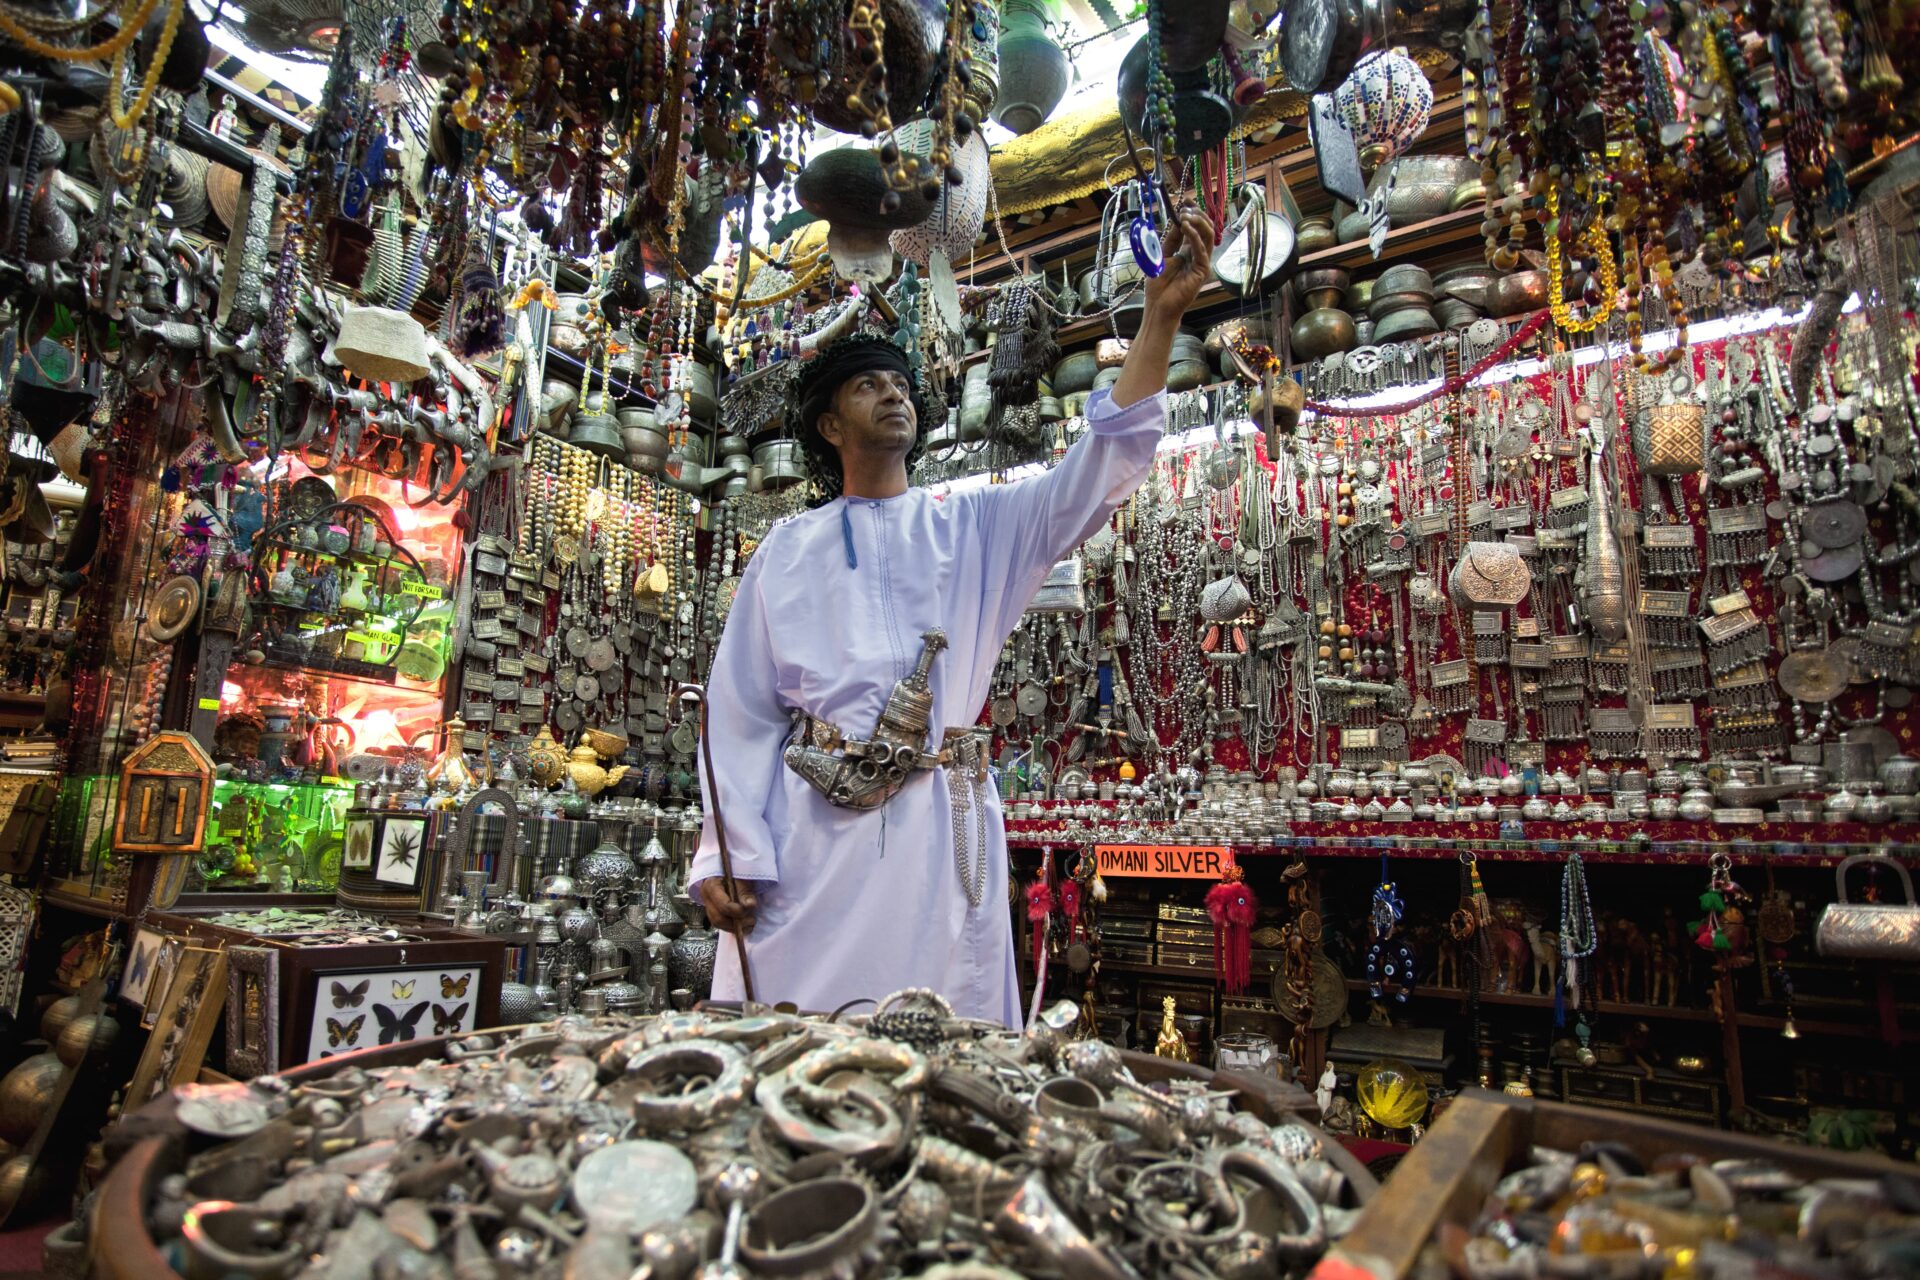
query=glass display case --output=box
[190,778,353,894]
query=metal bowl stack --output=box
[1368,264,1438,342]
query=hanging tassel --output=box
[1025,873,1056,1029]
[454,243,505,358]
[1206,864,1259,996]
[1026,877,1055,974]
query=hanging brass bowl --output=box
[0,1054,63,1144]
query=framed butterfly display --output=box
[303,964,483,1060]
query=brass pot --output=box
[1294,266,1351,297]
[1375,263,1435,298]
[1167,358,1210,392]
[1369,289,1434,321]
[1052,351,1100,395]
[1251,373,1304,432]
[683,361,718,423]
[1036,396,1064,422]
[1433,264,1499,308]
[1290,308,1356,360]
[1303,287,1345,312]
[1344,278,1376,313]
[1204,316,1269,361]
[1372,307,1439,342]
[568,411,625,460]
[623,425,670,473]
[1295,216,1336,255]
[753,438,807,490]
[1169,332,1208,364]
[1486,270,1550,318]
[958,363,992,442]
[1434,297,1483,330]
[1449,178,1488,211]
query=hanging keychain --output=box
[1130,164,1169,278]
[1366,857,1415,1003]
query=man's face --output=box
[818,368,917,462]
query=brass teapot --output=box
[527,725,568,788]
[564,743,629,798]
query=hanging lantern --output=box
[1330,49,1432,170]
[991,0,1070,134]
[891,123,992,267]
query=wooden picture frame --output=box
[342,816,376,870]
[125,945,228,1108]
[223,945,280,1079]
[139,936,185,1030]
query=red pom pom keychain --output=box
[1206,864,1259,995]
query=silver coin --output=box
[1016,682,1048,717]
[587,638,616,672]
[1803,544,1864,583]
[175,1085,273,1138]
[1804,499,1866,550]
[669,721,697,756]
[570,1142,698,1236]
[575,674,602,702]
[555,702,584,732]
[991,696,1017,727]
[612,623,632,655]
[565,626,590,657]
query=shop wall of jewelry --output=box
[3,0,1920,1259]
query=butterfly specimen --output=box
[331,979,370,1008]
[374,1003,429,1045]
[433,1002,469,1035]
[441,973,471,998]
[326,1015,366,1047]
[125,940,154,991]
[390,979,416,1000]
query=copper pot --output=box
[1486,270,1550,318]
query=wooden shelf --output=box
[964,207,1496,372]
[1005,821,1920,867]
[1339,978,1720,1022]
[1051,962,1903,1038]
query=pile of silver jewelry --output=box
[143,994,1358,1280]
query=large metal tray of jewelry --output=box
[96,1022,1377,1280]
[1310,1091,1914,1280]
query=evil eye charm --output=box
[1130,214,1166,277]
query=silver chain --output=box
[948,737,989,908]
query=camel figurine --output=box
[1490,922,1529,994]
[1434,931,1461,991]
[1524,922,1560,995]
[1646,930,1679,1006]
[1604,917,1649,1004]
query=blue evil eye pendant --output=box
[1130,175,1167,278]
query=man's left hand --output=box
[1143,205,1216,322]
